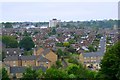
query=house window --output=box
[13,65,16,66]
[7,51,9,54]
[94,60,96,62]
[10,73,14,76]
[14,51,16,54]
[46,62,48,64]
[13,61,16,63]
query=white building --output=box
[49,19,61,27]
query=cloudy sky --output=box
[0,1,118,22]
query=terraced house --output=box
[3,48,57,78]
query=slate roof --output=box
[3,48,21,56]
[41,49,51,55]
[10,66,47,73]
[83,52,104,57]
[21,55,36,60]
[4,55,37,61]
[4,56,19,61]
[37,55,51,62]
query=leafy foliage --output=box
[2,36,18,48]
[66,64,97,78]
[19,36,35,51]
[55,60,62,68]
[57,48,64,58]
[2,68,10,80]
[63,42,70,47]
[23,50,33,56]
[88,45,97,52]
[44,68,68,79]
[100,41,120,80]
[55,42,63,47]
[68,57,79,65]
[22,67,42,80]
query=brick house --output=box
[36,55,51,68]
[4,56,19,67]
[20,55,36,67]
[79,52,103,70]
[41,49,57,65]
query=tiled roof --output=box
[10,66,47,73]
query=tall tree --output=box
[19,36,35,51]
[57,48,63,58]
[2,68,10,80]
[4,22,13,28]
[2,36,18,48]
[100,41,120,80]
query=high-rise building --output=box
[49,19,61,27]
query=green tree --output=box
[66,64,96,78]
[36,69,44,78]
[19,36,35,51]
[67,64,79,75]
[100,41,120,80]
[2,68,10,80]
[55,42,63,47]
[23,30,30,36]
[4,22,13,28]
[68,57,79,65]
[2,36,18,48]
[69,74,76,78]
[44,68,68,79]
[69,39,75,44]
[23,50,33,56]
[57,48,63,58]
[22,67,38,80]
[56,60,62,68]
[88,45,96,52]
[67,46,76,53]
[63,42,70,47]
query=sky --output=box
[0,1,118,22]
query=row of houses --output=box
[3,48,57,78]
[79,36,106,70]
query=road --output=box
[98,35,106,54]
